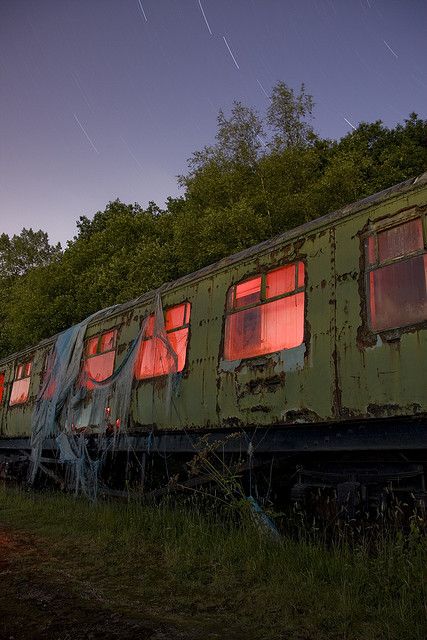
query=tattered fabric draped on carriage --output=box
[29,292,180,499]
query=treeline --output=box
[1,82,427,357]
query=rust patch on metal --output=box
[250,405,270,413]
[283,408,322,423]
[367,403,400,418]
[245,375,284,395]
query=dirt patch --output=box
[0,526,197,640]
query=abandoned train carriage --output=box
[0,172,426,502]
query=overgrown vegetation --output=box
[0,486,425,639]
[1,81,427,356]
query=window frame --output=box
[135,301,191,381]
[9,358,33,406]
[83,328,118,387]
[364,211,427,334]
[0,371,5,405]
[85,329,117,360]
[224,260,306,361]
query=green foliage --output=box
[267,81,316,150]
[0,229,62,355]
[172,198,270,273]
[0,228,61,278]
[1,81,426,356]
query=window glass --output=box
[144,315,155,338]
[225,307,262,360]
[234,277,261,308]
[266,264,295,298]
[366,236,376,266]
[10,360,32,405]
[86,337,98,356]
[9,378,30,406]
[135,302,191,380]
[83,329,117,389]
[378,219,423,262]
[297,262,305,288]
[225,293,304,360]
[368,254,427,331]
[40,351,56,400]
[0,372,5,404]
[367,217,426,332]
[224,261,305,360]
[165,303,187,331]
[100,330,116,352]
[84,351,116,389]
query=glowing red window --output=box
[0,372,5,404]
[10,359,32,406]
[83,329,117,389]
[86,337,98,356]
[366,217,426,332]
[135,302,191,380]
[40,350,56,400]
[234,277,261,308]
[266,264,296,298]
[100,330,116,353]
[224,262,305,360]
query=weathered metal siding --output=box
[0,347,46,438]
[335,189,427,419]
[1,174,426,439]
[215,233,334,428]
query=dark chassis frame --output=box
[1,418,426,500]
[1,416,425,455]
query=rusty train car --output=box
[0,173,426,505]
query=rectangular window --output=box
[366,216,427,332]
[39,349,56,399]
[224,262,305,361]
[135,302,191,380]
[9,360,32,406]
[83,329,117,389]
[0,372,5,404]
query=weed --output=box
[0,485,426,639]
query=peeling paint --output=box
[276,343,306,372]
[219,358,242,372]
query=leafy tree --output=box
[0,228,61,278]
[172,199,270,274]
[0,229,62,354]
[267,82,316,150]
[215,101,264,167]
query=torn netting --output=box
[29,319,90,484]
[29,292,180,499]
[29,303,123,484]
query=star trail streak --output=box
[73,114,99,154]
[198,0,212,35]
[223,36,240,70]
[256,79,270,99]
[137,0,148,22]
[343,117,356,130]
[383,40,398,59]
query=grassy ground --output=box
[0,486,426,640]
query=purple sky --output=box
[1,0,426,247]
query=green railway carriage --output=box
[1,173,426,501]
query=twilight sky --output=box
[1,0,426,246]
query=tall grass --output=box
[0,486,426,640]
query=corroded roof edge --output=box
[1,171,426,366]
